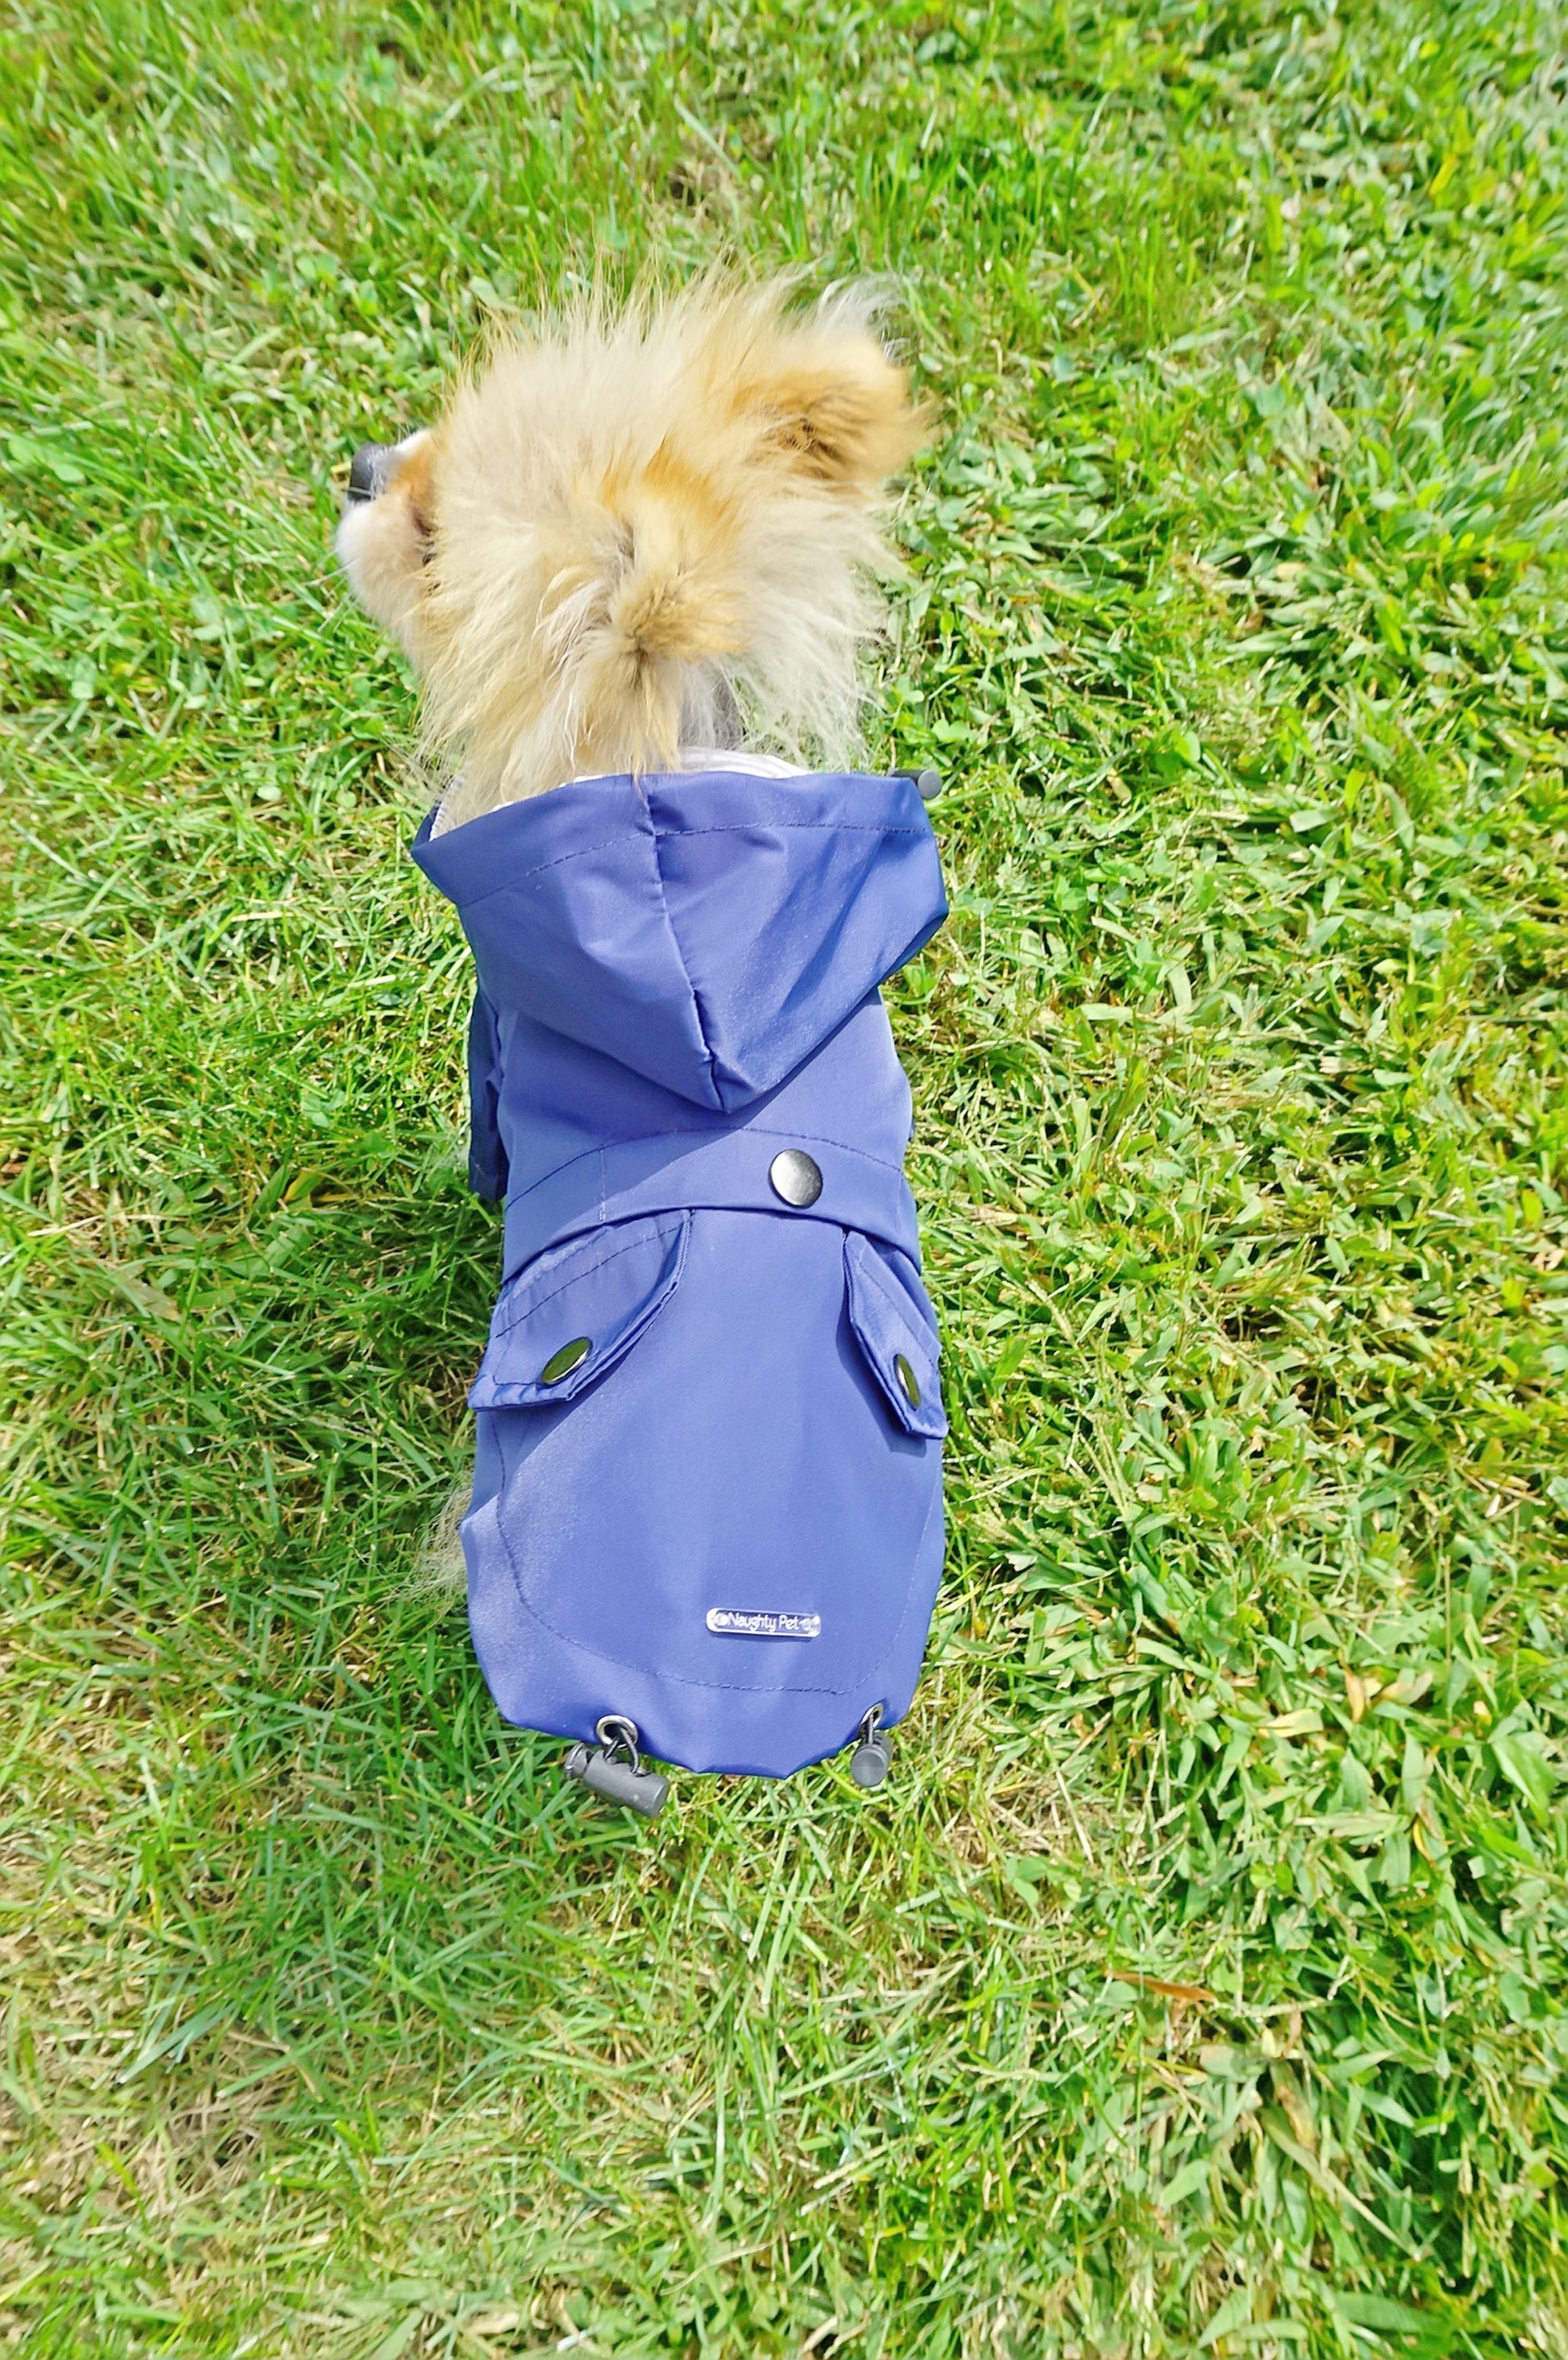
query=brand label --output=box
[706,1608,821,1640]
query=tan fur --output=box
[410,1483,471,1602]
[336,277,931,823]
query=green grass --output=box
[3,0,1568,2351]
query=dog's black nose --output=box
[346,441,394,504]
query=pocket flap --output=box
[469,1211,689,1409]
[844,1232,948,1439]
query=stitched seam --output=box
[487,1214,685,1337]
[425,830,646,910]
[429,819,923,911]
[647,809,723,1108]
[740,1123,905,1163]
[649,822,924,840]
[852,1471,944,1690]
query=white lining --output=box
[429,747,809,838]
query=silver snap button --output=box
[894,1353,921,1408]
[769,1149,823,1207]
[538,1336,591,1385]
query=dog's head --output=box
[335,279,929,823]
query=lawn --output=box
[3,1,1568,2352]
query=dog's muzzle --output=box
[346,441,396,504]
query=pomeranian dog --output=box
[334,275,951,1802]
[336,274,928,824]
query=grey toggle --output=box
[562,1715,669,1817]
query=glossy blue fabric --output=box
[411,768,948,1777]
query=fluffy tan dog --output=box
[335,276,928,827]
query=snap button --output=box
[539,1336,591,1385]
[768,1149,823,1208]
[894,1353,921,1408]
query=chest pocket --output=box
[844,1231,948,1440]
[468,1211,690,1410]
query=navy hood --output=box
[411,767,947,1114]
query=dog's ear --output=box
[724,309,931,499]
[334,433,438,661]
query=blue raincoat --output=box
[412,766,948,1778]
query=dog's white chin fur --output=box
[334,430,432,656]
